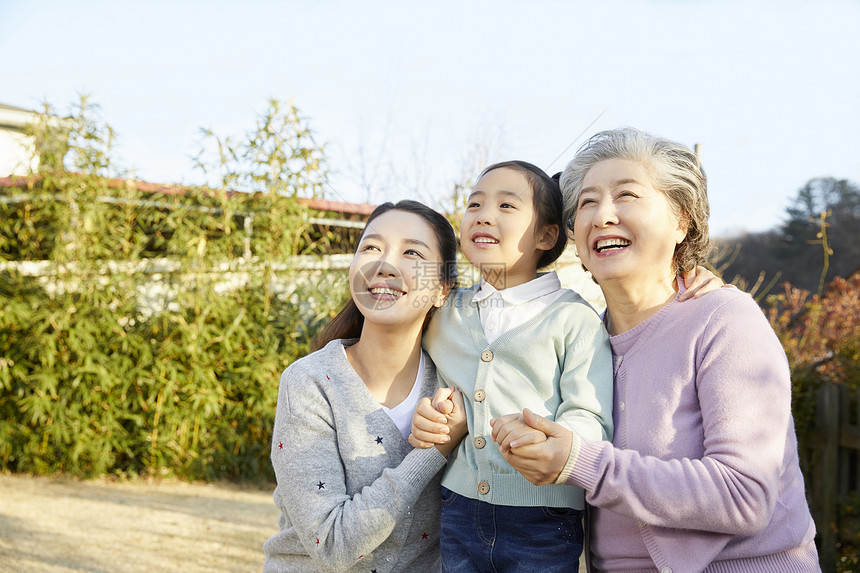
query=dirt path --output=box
[0,473,280,573]
[1,473,590,572]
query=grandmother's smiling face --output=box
[573,158,687,289]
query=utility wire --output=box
[546,108,608,172]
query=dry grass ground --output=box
[0,473,280,573]
[0,473,589,572]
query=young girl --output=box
[402,161,611,572]
[410,161,723,572]
[263,200,467,573]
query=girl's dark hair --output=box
[478,160,567,269]
[310,200,458,352]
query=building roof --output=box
[0,173,377,216]
[0,102,36,113]
[0,103,40,131]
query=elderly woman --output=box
[490,128,820,572]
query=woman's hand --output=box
[491,409,573,486]
[680,265,733,301]
[408,388,467,457]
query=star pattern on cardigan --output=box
[278,442,283,450]
[316,481,325,489]
[375,436,383,444]
[422,532,428,539]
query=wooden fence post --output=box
[818,383,842,571]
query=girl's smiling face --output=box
[573,158,687,289]
[459,167,555,289]
[348,209,445,331]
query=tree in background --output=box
[711,229,784,299]
[0,96,342,481]
[193,98,328,198]
[765,274,860,571]
[767,275,860,432]
[25,96,120,177]
[714,177,860,295]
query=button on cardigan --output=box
[424,283,614,509]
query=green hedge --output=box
[0,167,347,482]
[0,266,341,481]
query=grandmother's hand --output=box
[490,408,573,486]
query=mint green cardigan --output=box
[423,284,613,509]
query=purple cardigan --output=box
[558,281,820,572]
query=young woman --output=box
[263,200,467,573]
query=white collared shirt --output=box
[380,351,425,439]
[341,346,425,440]
[472,271,567,343]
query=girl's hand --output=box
[408,388,467,457]
[680,265,733,301]
[439,389,467,457]
[431,387,456,417]
[489,413,547,454]
[492,409,572,486]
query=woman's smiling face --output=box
[573,158,687,288]
[348,209,445,330]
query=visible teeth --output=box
[369,287,403,296]
[474,237,498,244]
[596,238,631,252]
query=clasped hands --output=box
[407,387,468,458]
[409,390,573,486]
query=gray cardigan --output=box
[263,339,446,573]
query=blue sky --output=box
[2,0,858,236]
